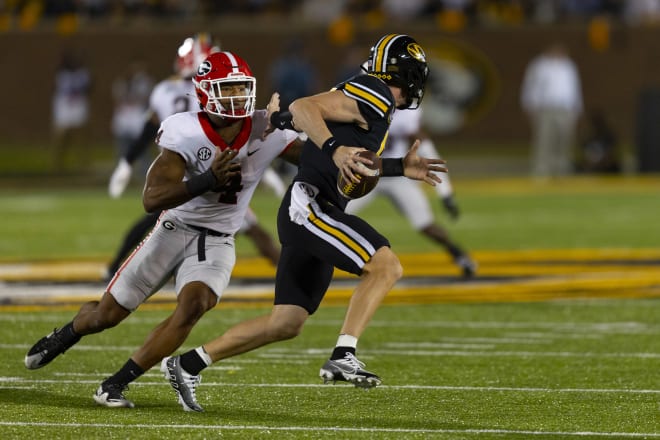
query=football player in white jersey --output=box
[24,51,303,409]
[345,108,477,277]
[105,33,284,278]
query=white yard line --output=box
[3,343,659,359]
[0,421,657,437]
[1,377,658,395]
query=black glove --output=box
[442,195,460,221]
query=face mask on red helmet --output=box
[193,51,256,119]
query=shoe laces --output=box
[181,369,202,395]
[41,328,65,350]
[104,382,129,397]
[336,352,365,371]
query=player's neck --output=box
[213,117,244,144]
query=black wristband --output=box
[321,137,339,157]
[270,111,297,131]
[185,169,217,197]
[381,158,404,176]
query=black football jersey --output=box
[293,74,395,210]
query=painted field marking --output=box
[2,342,658,359]
[2,377,658,395]
[0,421,658,437]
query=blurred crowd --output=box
[3,0,660,29]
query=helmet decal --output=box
[407,43,426,63]
[197,60,212,76]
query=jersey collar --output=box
[197,112,252,151]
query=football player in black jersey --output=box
[164,34,447,411]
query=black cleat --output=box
[455,254,477,278]
[319,352,381,388]
[93,382,135,408]
[25,328,71,370]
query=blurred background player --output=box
[110,58,154,173]
[105,33,284,279]
[345,107,476,278]
[51,48,92,171]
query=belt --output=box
[186,224,230,261]
[186,224,231,238]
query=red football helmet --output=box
[193,51,256,119]
[175,32,217,79]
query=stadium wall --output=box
[2,22,659,150]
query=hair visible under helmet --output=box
[366,34,429,110]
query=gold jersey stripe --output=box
[344,82,389,114]
[377,131,388,156]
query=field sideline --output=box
[1,248,659,310]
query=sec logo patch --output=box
[197,147,212,161]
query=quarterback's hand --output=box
[442,195,460,221]
[333,145,374,184]
[261,92,281,140]
[403,139,447,186]
[108,158,133,199]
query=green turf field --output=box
[1,300,658,439]
[2,175,660,261]
[1,175,659,438]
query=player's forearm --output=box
[142,182,193,213]
[289,98,334,149]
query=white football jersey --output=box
[381,108,453,197]
[385,108,422,158]
[156,110,297,234]
[149,76,198,122]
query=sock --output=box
[180,346,212,376]
[103,358,144,387]
[331,334,358,360]
[447,245,463,259]
[59,322,82,348]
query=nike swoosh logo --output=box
[247,149,260,156]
